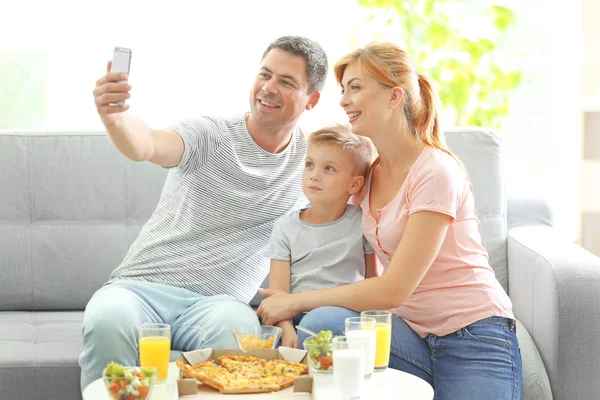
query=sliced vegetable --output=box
[304,330,334,371]
[304,330,333,346]
[318,355,333,370]
[103,362,156,400]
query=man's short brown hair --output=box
[263,36,328,93]
[307,123,374,177]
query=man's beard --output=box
[253,92,283,129]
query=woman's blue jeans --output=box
[295,306,522,400]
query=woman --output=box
[257,42,522,399]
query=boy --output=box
[267,123,378,348]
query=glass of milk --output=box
[332,336,366,400]
[345,316,377,378]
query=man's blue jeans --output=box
[78,280,259,392]
[296,306,522,400]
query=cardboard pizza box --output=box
[177,347,313,399]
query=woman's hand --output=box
[257,289,298,326]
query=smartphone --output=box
[110,47,132,106]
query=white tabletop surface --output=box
[83,362,434,400]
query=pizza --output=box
[176,355,308,394]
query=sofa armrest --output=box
[507,196,554,229]
[508,226,600,400]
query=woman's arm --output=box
[364,253,380,278]
[258,210,451,325]
[298,210,450,310]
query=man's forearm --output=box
[292,276,404,314]
[104,113,154,162]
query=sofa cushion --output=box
[0,311,84,399]
[0,133,168,311]
[0,310,189,399]
[0,134,32,310]
[445,129,509,292]
[516,319,553,400]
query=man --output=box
[80,36,328,390]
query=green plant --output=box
[356,0,522,129]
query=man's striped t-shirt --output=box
[108,114,307,303]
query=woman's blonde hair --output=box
[307,123,373,177]
[334,42,474,195]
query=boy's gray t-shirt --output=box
[269,204,374,294]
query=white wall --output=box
[1,0,585,239]
[1,0,359,132]
[499,0,583,240]
[580,0,600,252]
[582,0,600,96]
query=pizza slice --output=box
[175,359,229,391]
[219,378,281,394]
[264,359,309,389]
[265,359,308,376]
[218,355,266,364]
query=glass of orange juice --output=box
[360,311,392,371]
[139,323,171,384]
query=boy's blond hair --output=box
[307,123,374,177]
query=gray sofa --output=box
[1,129,599,400]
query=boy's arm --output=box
[364,252,380,278]
[269,259,298,346]
[269,259,294,326]
[267,216,293,327]
[362,232,378,279]
[269,259,291,293]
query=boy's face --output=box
[302,143,364,205]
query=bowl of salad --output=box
[103,362,157,400]
[303,330,334,373]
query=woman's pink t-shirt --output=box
[356,146,514,338]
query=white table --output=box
[311,369,433,400]
[83,362,434,400]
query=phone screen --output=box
[111,49,131,74]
